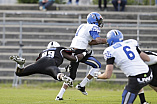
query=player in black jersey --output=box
[10,41,90,88]
[138,51,157,104]
[144,51,157,90]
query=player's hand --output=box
[82,50,92,57]
[94,71,101,79]
[86,50,92,56]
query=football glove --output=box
[82,50,92,57]
[94,71,101,79]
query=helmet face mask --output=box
[98,18,103,27]
[87,12,104,27]
[47,41,60,49]
[107,30,123,46]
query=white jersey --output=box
[70,23,100,49]
[103,39,149,77]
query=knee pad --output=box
[122,89,137,104]
[88,68,100,77]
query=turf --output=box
[0,85,156,104]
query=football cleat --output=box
[76,84,88,95]
[10,55,25,65]
[62,75,73,87]
[55,96,63,101]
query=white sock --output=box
[57,88,65,98]
[80,77,89,87]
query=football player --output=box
[55,12,107,100]
[95,30,153,104]
[138,51,157,104]
[144,51,157,91]
[10,41,90,87]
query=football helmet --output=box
[87,12,103,27]
[106,30,123,46]
[47,41,60,49]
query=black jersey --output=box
[144,51,157,87]
[38,47,66,67]
[144,51,157,56]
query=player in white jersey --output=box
[55,12,107,100]
[70,23,101,49]
[95,30,153,104]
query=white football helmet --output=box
[47,41,60,49]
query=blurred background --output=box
[0,0,157,87]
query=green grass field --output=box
[0,82,156,104]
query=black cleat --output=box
[76,83,88,95]
[55,96,63,101]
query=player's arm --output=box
[97,64,113,79]
[88,28,107,45]
[97,57,115,79]
[62,50,89,62]
[144,51,157,65]
[136,46,150,62]
[140,52,150,62]
[89,37,107,45]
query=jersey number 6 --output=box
[123,46,135,60]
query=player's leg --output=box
[55,61,79,100]
[10,55,47,76]
[11,56,48,76]
[10,56,72,83]
[122,88,150,104]
[45,66,73,85]
[55,82,68,100]
[122,89,137,104]
[55,73,73,101]
[122,78,141,104]
[123,70,153,104]
[149,64,157,92]
[76,56,101,95]
[138,88,149,104]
